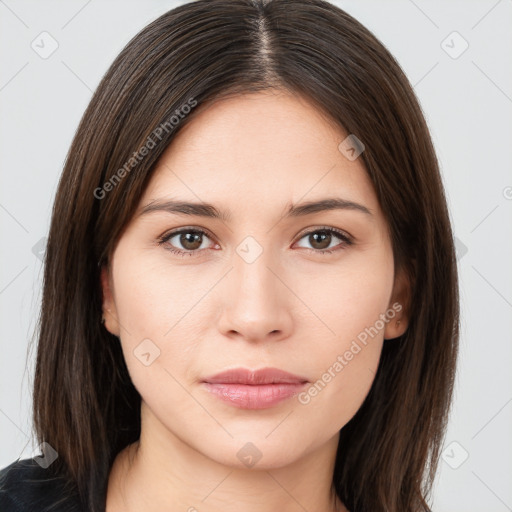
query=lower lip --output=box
[202,382,307,409]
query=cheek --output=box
[113,253,206,337]
[295,318,385,434]
[111,254,214,392]
[292,262,393,426]
[292,250,394,347]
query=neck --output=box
[106,401,347,512]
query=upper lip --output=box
[202,367,309,385]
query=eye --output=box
[294,227,353,255]
[157,228,217,257]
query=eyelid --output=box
[158,225,216,241]
[295,225,353,243]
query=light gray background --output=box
[1,1,511,511]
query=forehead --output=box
[141,91,380,217]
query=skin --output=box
[102,90,410,512]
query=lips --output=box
[201,367,309,409]
[202,367,309,385]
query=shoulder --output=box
[0,457,83,512]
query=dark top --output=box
[0,458,83,511]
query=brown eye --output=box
[177,231,204,251]
[295,228,353,255]
[308,231,332,250]
[158,228,214,256]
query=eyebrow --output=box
[138,197,372,222]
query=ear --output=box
[384,264,413,340]
[100,265,120,337]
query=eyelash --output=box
[157,226,353,258]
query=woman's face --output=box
[101,90,409,469]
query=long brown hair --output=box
[32,0,459,510]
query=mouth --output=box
[201,367,309,410]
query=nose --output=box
[216,247,294,343]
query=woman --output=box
[0,0,459,511]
